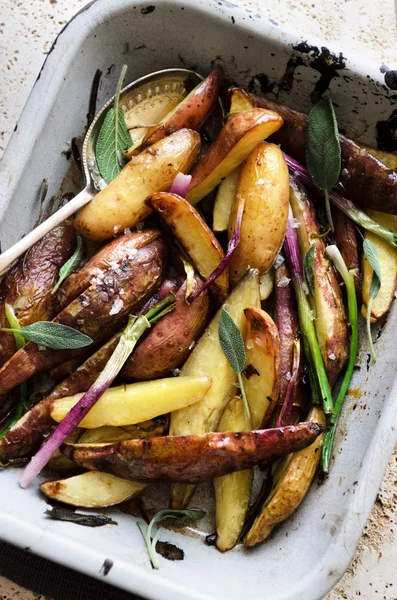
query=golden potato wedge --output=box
[186,108,284,205]
[259,270,274,301]
[78,419,169,443]
[228,88,255,116]
[228,143,289,286]
[243,307,280,429]
[146,192,228,302]
[244,406,325,547]
[41,471,147,508]
[170,267,260,508]
[213,167,241,233]
[362,209,397,321]
[289,178,348,387]
[50,376,212,429]
[74,129,200,241]
[48,430,83,475]
[214,396,253,551]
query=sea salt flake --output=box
[124,228,131,235]
[277,276,291,288]
[285,371,292,381]
[291,218,300,229]
[109,297,123,316]
[328,353,336,361]
[302,282,310,295]
[274,254,285,269]
[171,368,181,377]
[257,178,265,185]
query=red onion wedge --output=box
[170,173,192,198]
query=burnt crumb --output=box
[155,540,184,561]
[366,353,371,372]
[247,72,275,95]
[205,532,217,546]
[106,64,115,75]
[13,123,18,132]
[134,43,146,50]
[242,363,260,379]
[279,56,304,92]
[141,5,156,14]
[231,15,235,24]
[100,558,114,576]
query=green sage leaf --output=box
[363,238,382,288]
[45,506,117,527]
[151,508,206,526]
[218,306,246,375]
[306,97,341,191]
[52,234,84,294]
[2,322,93,350]
[303,244,315,296]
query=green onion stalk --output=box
[321,245,359,473]
[20,294,176,488]
[283,208,334,416]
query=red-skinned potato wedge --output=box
[62,421,324,484]
[0,236,168,398]
[289,178,348,387]
[331,206,362,300]
[74,129,200,241]
[244,407,325,547]
[41,472,147,508]
[186,108,284,205]
[146,192,228,302]
[121,276,211,380]
[229,142,289,286]
[242,307,280,429]
[274,264,306,425]
[0,214,76,367]
[251,94,397,215]
[142,66,223,147]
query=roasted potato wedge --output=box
[243,307,280,429]
[147,192,228,302]
[62,421,324,484]
[78,419,168,443]
[121,276,210,380]
[50,376,212,428]
[213,167,241,233]
[170,267,260,508]
[0,236,168,397]
[229,142,289,286]
[41,471,147,508]
[0,215,76,367]
[259,270,274,301]
[228,88,255,116]
[47,430,83,475]
[74,129,200,241]
[214,396,253,551]
[143,66,223,147]
[186,108,284,205]
[251,94,397,215]
[362,209,397,321]
[289,178,348,387]
[244,407,325,546]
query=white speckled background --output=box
[0,1,396,599]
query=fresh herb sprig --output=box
[303,244,315,297]
[363,239,382,361]
[306,97,341,231]
[95,65,132,184]
[218,306,250,419]
[137,508,205,569]
[0,321,93,350]
[322,245,359,472]
[52,234,84,294]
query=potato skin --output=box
[62,422,324,484]
[74,129,200,241]
[0,236,168,397]
[229,142,289,286]
[251,94,397,215]
[0,215,76,367]
[121,276,211,380]
[144,66,223,146]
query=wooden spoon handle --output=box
[0,187,93,276]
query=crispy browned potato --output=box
[147,192,228,302]
[214,396,253,551]
[362,210,397,321]
[186,108,284,205]
[229,143,289,286]
[0,215,76,367]
[56,230,160,310]
[243,307,280,429]
[244,407,325,547]
[143,66,223,146]
[0,236,168,398]
[332,206,362,299]
[41,472,147,508]
[274,264,306,425]
[121,276,211,380]
[289,178,348,387]
[62,421,324,484]
[74,129,200,241]
[251,94,397,215]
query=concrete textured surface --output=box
[0,1,396,599]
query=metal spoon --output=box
[0,68,203,274]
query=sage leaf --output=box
[45,506,117,527]
[303,244,315,296]
[306,97,341,191]
[95,65,132,184]
[218,306,246,375]
[51,234,84,294]
[0,322,93,350]
[363,238,382,287]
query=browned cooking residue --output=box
[346,388,361,398]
